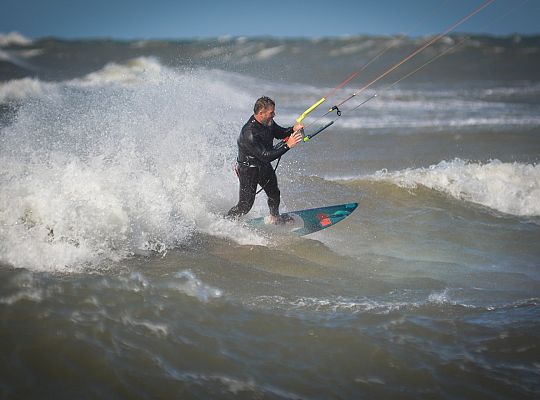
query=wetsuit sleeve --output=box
[243,130,290,163]
[272,122,294,140]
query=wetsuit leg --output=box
[226,165,259,218]
[259,163,280,216]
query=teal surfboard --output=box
[247,202,358,236]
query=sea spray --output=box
[0,57,263,270]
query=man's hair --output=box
[254,96,275,114]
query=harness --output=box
[236,155,259,168]
[234,156,282,195]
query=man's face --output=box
[258,106,275,126]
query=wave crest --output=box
[367,159,540,217]
[0,59,263,270]
[0,32,32,47]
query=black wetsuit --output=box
[227,115,294,218]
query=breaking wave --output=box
[0,57,266,271]
[365,159,540,217]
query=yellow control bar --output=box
[296,97,326,123]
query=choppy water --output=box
[1,33,539,399]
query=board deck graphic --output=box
[247,202,358,236]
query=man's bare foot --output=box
[264,214,294,225]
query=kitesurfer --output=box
[226,96,303,224]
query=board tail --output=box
[290,202,358,236]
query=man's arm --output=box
[243,130,291,163]
[272,121,304,140]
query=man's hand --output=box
[285,130,303,149]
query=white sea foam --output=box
[0,58,266,270]
[0,57,165,104]
[121,316,169,337]
[248,291,468,315]
[158,368,302,400]
[329,41,375,56]
[0,57,268,105]
[0,77,57,103]
[366,159,540,217]
[337,115,540,130]
[0,32,32,47]
[263,83,540,130]
[76,56,165,86]
[168,270,223,302]
[255,45,285,60]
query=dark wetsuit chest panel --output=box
[237,116,293,165]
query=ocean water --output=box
[1,33,540,399]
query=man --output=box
[227,96,303,224]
